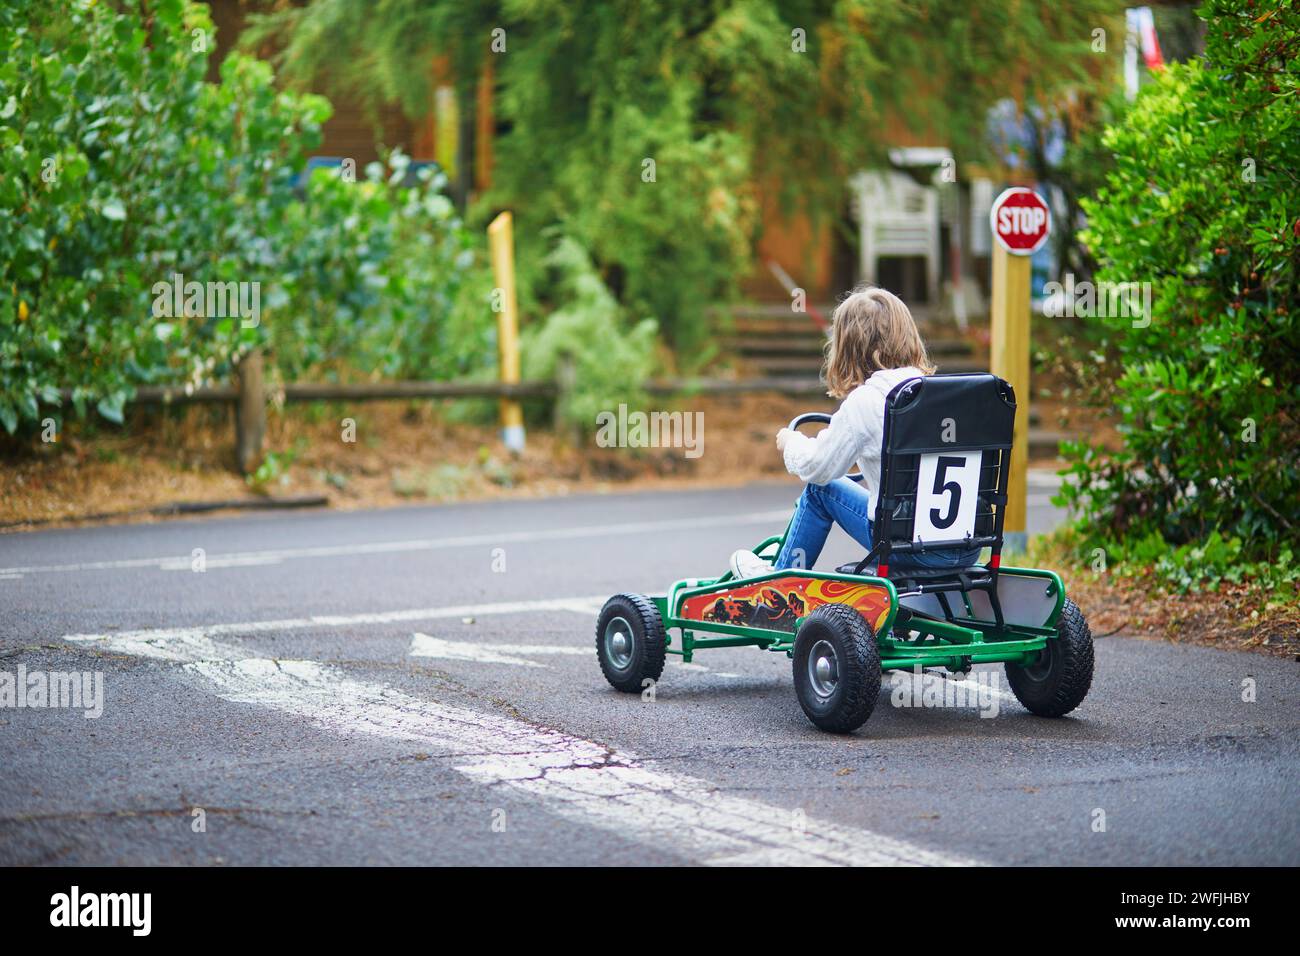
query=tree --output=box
[243,0,1119,354]
[1060,0,1299,574]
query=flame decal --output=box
[679,575,892,634]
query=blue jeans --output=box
[773,478,981,572]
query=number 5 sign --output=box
[913,452,982,543]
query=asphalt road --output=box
[1,475,1296,866]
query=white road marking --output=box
[173,656,976,866]
[674,661,745,679]
[159,554,286,570]
[547,596,608,616]
[0,509,791,577]
[890,669,1020,707]
[58,601,980,866]
[63,595,613,659]
[409,633,588,668]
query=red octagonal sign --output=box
[990,187,1051,256]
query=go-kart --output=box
[595,372,1094,733]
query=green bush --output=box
[0,0,493,435]
[271,153,493,384]
[0,0,327,432]
[1059,0,1299,575]
[523,236,659,429]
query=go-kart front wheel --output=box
[596,593,667,693]
[1005,599,1094,717]
[792,603,881,733]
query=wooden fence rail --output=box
[58,373,1065,471]
[65,372,829,472]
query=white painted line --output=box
[409,633,588,668]
[59,599,981,866]
[159,554,286,570]
[176,657,978,866]
[674,662,744,679]
[63,595,613,659]
[889,669,1020,707]
[546,596,608,616]
[0,509,791,577]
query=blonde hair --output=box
[823,286,934,399]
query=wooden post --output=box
[989,186,1050,554]
[488,211,525,453]
[235,349,266,474]
[990,245,1031,552]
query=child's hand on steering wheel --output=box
[775,427,794,453]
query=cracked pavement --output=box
[1,482,1297,865]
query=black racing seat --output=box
[839,373,1016,620]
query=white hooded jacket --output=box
[781,366,926,516]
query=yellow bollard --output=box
[488,211,525,453]
[990,245,1031,551]
[988,187,1050,554]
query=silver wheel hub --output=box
[807,639,839,697]
[604,616,635,670]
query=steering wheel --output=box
[786,412,866,482]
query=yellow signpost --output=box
[488,211,525,453]
[988,187,1051,553]
[990,247,1031,550]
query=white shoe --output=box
[729,549,772,580]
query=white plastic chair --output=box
[851,171,940,304]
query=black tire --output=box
[1005,599,1094,717]
[596,593,667,693]
[792,604,881,733]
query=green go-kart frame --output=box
[595,373,1094,733]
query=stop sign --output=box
[990,187,1051,255]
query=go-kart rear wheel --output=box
[1005,599,1094,717]
[792,603,881,733]
[596,593,667,693]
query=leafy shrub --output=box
[0,0,327,432]
[522,236,658,429]
[0,0,491,435]
[1041,525,1298,601]
[1059,0,1299,569]
[271,153,493,384]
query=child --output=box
[730,286,981,578]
